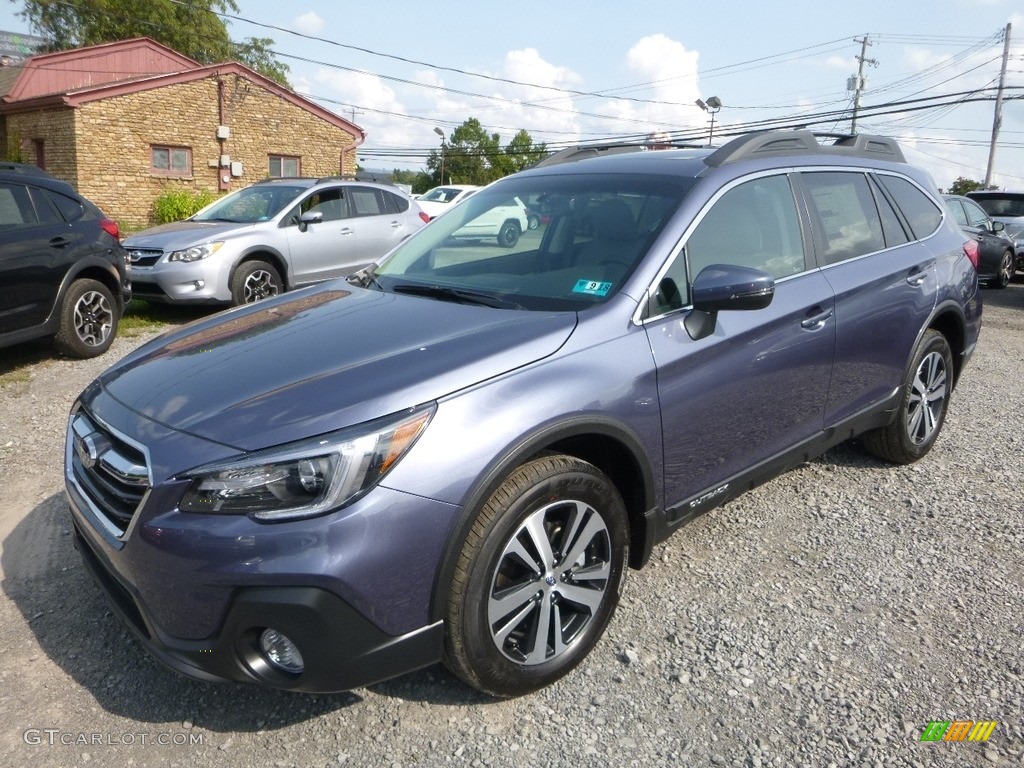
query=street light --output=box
[433,126,445,185]
[695,96,722,146]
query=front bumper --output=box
[64,392,460,692]
[129,258,234,304]
[73,524,443,692]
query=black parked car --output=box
[943,194,1015,288]
[0,163,130,357]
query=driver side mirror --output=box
[684,264,775,341]
[298,210,323,233]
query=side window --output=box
[802,171,885,265]
[26,188,62,225]
[868,177,909,248]
[962,200,991,229]
[300,188,347,222]
[350,188,385,216]
[382,190,410,214]
[876,175,942,240]
[0,182,62,229]
[0,183,33,229]
[687,174,806,280]
[39,189,84,222]
[944,198,968,227]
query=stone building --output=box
[0,38,365,229]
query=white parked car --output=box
[416,185,480,219]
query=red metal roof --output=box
[0,38,364,141]
[2,37,198,101]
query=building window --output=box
[151,145,192,177]
[269,155,300,178]
[32,139,45,170]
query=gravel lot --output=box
[1,287,1022,768]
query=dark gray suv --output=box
[65,131,981,698]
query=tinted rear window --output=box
[876,175,941,240]
[968,193,1024,217]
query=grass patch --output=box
[120,300,172,338]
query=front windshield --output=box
[371,173,692,311]
[419,187,464,203]
[193,184,308,223]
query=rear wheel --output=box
[444,455,628,697]
[54,279,118,358]
[862,329,953,464]
[231,260,282,306]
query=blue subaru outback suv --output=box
[66,131,981,697]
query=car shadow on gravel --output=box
[2,493,487,732]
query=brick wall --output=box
[32,72,359,231]
[2,108,78,183]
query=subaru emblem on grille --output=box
[129,251,144,263]
[76,432,110,469]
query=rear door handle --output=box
[800,307,833,329]
[49,236,71,248]
[906,266,928,286]
[339,228,354,236]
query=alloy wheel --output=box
[243,270,281,303]
[906,350,947,445]
[73,290,113,348]
[487,498,612,666]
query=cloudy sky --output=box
[1,0,1022,190]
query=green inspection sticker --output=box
[572,279,613,297]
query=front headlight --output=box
[177,405,434,521]
[168,242,224,263]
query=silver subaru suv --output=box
[124,178,428,305]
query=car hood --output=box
[98,283,577,451]
[123,220,253,250]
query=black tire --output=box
[497,220,521,248]
[53,279,118,358]
[993,249,1013,289]
[230,260,282,306]
[527,213,540,230]
[444,454,628,698]
[861,329,954,464]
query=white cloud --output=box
[292,11,325,36]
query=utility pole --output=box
[984,22,1012,188]
[849,35,878,134]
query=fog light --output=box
[193,280,205,290]
[259,629,304,674]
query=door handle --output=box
[339,228,354,236]
[906,267,928,287]
[49,236,71,248]
[800,307,833,329]
[390,221,401,228]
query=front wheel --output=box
[231,260,282,306]
[497,220,521,248]
[862,329,954,464]
[994,250,1013,289]
[444,455,628,697]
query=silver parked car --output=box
[125,178,428,305]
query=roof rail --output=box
[704,130,905,167]
[530,143,648,169]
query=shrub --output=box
[153,187,218,224]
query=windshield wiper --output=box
[390,283,520,309]
[347,267,384,291]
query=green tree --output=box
[948,176,984,196]
[427,119,546,185]
[390,168,433,195]
[15,0,290,85]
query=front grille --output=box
[70,411,150,535]
[127,248,162,267]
